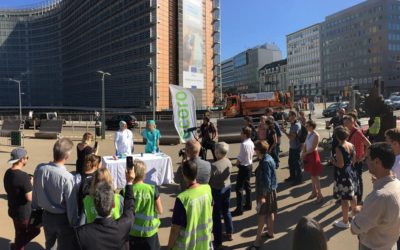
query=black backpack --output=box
[298,123,308,144]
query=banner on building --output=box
[169,85,197,143]
[182,0,204,89]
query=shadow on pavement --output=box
[0,238,44,250]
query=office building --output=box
[287,23,322,98]
[0,0,217,111]
[221,43,282,94]
[321,0,400,98]
[258,59,288,92]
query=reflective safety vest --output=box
[83,194,121,224]
[369,117,381,135]
[130,183,160,237]
[173,184,213,250]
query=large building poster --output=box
[182,0,204,89]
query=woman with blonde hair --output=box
[76,132,98,175]
[129,159,163,249]
[82,168,123,224]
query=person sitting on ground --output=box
[351,142,400,250]
[251,140,278,250]
[209,142,234,249]
[82,168,123,224]
[75,168,136,250]
[77,154,102,220]
[141,120,161,153]
[174,139,211,191]
[76,132,98,175]
[292,216,327,250]
[4,148,40,250]
[332,126,358,229]
[168,160,213,249]
[301,120,324,203]
[244,116,258,141]
[199,116,218,161]
[128,159,163,250]
[115,121,134,156]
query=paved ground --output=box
[0,104,399,249]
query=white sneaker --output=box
[333,220,350,228]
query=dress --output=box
[303,132,323,176]
[255,154,278,215]
[333,145,359,200]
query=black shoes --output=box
[243,205,252,211]
[231,209,243,217]
[284,177,294,183]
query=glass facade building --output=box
[0,0,216,110]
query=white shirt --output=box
[115,129,134,155]
[393,154,400,180]
[305,131,318,152]
[237,138,254,166]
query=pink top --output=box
[257,123,267,140]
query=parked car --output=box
[105,114,138,130]
[389,92,400,99]
[390,96,400,110]
[384,99,394,109]
[24,112,59,129]
[322,102,349,117]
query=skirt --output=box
[304,151,323,176]
[257,190,277,216]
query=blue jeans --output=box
[212,187,234,246]
[289,148,302,181]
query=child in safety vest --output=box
[129,159,163,249]
[82,168,123,224]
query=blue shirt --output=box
[289,121,302,149]
[141,128,161,153]
[255,154,277,197]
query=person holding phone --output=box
[141,120,161,153]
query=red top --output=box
[348,127,367,161]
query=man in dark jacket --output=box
[75,169,135,250]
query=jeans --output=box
[236,164,252,210]
[212,187,234,246]
[12,219,40,250]
[288,148,302,181]
[354,161,364,203]
[42,212,78,250]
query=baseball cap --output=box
[8,148,27,165]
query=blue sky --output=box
[1,0,365,59]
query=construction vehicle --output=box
[223,91,292,118]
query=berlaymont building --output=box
[0,0,221,111]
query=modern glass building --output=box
[0,0,217,111]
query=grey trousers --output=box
[42,211,78,250]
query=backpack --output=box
[298,123,308,144]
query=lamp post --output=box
[96,70,111,140]
[9,78,22,122]
[147,63,156,121]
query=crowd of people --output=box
[3,105,400,250]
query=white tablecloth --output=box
[102,153,174,189]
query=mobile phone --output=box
[126,156,134,170]
[94,141,98,148]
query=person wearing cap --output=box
[141,120,161,153]
[115,120,134,156]
[4,148,40,250]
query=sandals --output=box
[261,232,275,238]
[315,195,324,204]
[307,193,317,200]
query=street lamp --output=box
[97,70,111,140]
[147,63,156,121]
[9,78,22,123]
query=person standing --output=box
[209,142,234,249]
[199,116,218,161]
[385,128,400,249]
[351,142,400,250]
[251,140,278,249]
[32,138,79,250]
[257,116,267,141]
[75,168,136,250]
[283,111,303,185]
[267,116,282,168]
[232,127,255,216]
[301,120,324,203]
[115,121,134,156]
[332,126,358,229]
[343,115,371,204]
[168,160,213,249]
[4,148,40,250]
[299,111,307,126]
[309,99,315,115]
[141,120,161,153]
[244,116,258,141]
[326,108,345,157]
[76,132,98,175]
[265,119,279,168]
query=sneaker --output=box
[333,220,350,229]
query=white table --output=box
[102,153,174,189]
